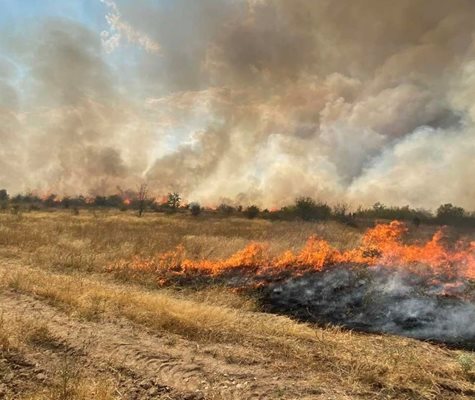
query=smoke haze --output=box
[1,0,474,208]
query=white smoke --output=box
[0,0,474,208]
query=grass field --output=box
[1,210,474,399]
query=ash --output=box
[264,266,475,347]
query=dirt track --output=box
[0,288,325,399]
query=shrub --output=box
[437,203,465,220]
[435,203,475,227]
[355,203,431,222]
[167,192,181,211]
[0,189,8,202]
[295,197,331,221]
[244,205,260,219]
[189,202,201,216]
[218,203,234,216]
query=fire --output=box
[155,195,168,205]
[108,221,475,285]
[123,198,131,206]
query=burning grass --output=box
[103,220,475,347]
[107,220,475,286]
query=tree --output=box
[217,203,234,216]
[0,189,8,210]
[167,192,181,211]
[244,205,260,219]
[436,203,466,223]
[189,202,201,216]
[137,184,148,217]
[105,194,123,208]
[94,196,107,207]
[44,194,59,208]
[295,197,331,221]
[61,196,71,209]
[0,189,8,202]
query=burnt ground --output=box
[261,266,475,350]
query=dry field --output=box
[0,210,474,399]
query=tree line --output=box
[0,188,474,228]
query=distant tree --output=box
[437,203,465,220]
[0,189,8,210]
[167,192,181,211]
[10,194,23,203]
[217,203,234,216]
[0,189,8,202]
[61,196,70,209]
[70,195,87,208]
[354,202,431,222]
[244,205,260,219]
[295,197,331,221]
[94,196,107,207]
[137,184,148,217]
[106,194,123,208]
[44,194,59,208]
[189,202,201,216]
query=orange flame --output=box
[107,221,475,285]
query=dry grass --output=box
[0,312,117,400]
[1,211,475,399]
[0,210,363,269]
[24,378,116,400]
[1,265,475,399]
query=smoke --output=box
[264,267,475,347]
[1,0,475,207]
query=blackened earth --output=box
[261,266,475,349]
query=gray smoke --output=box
[265,267,475,346]
[1,1,475,207]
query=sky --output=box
[0,0,474,210]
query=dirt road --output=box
[0,289,322,399]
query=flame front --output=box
[108,221,475,288]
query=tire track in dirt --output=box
[0,290,307,399]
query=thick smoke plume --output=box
[1,0,475,208]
